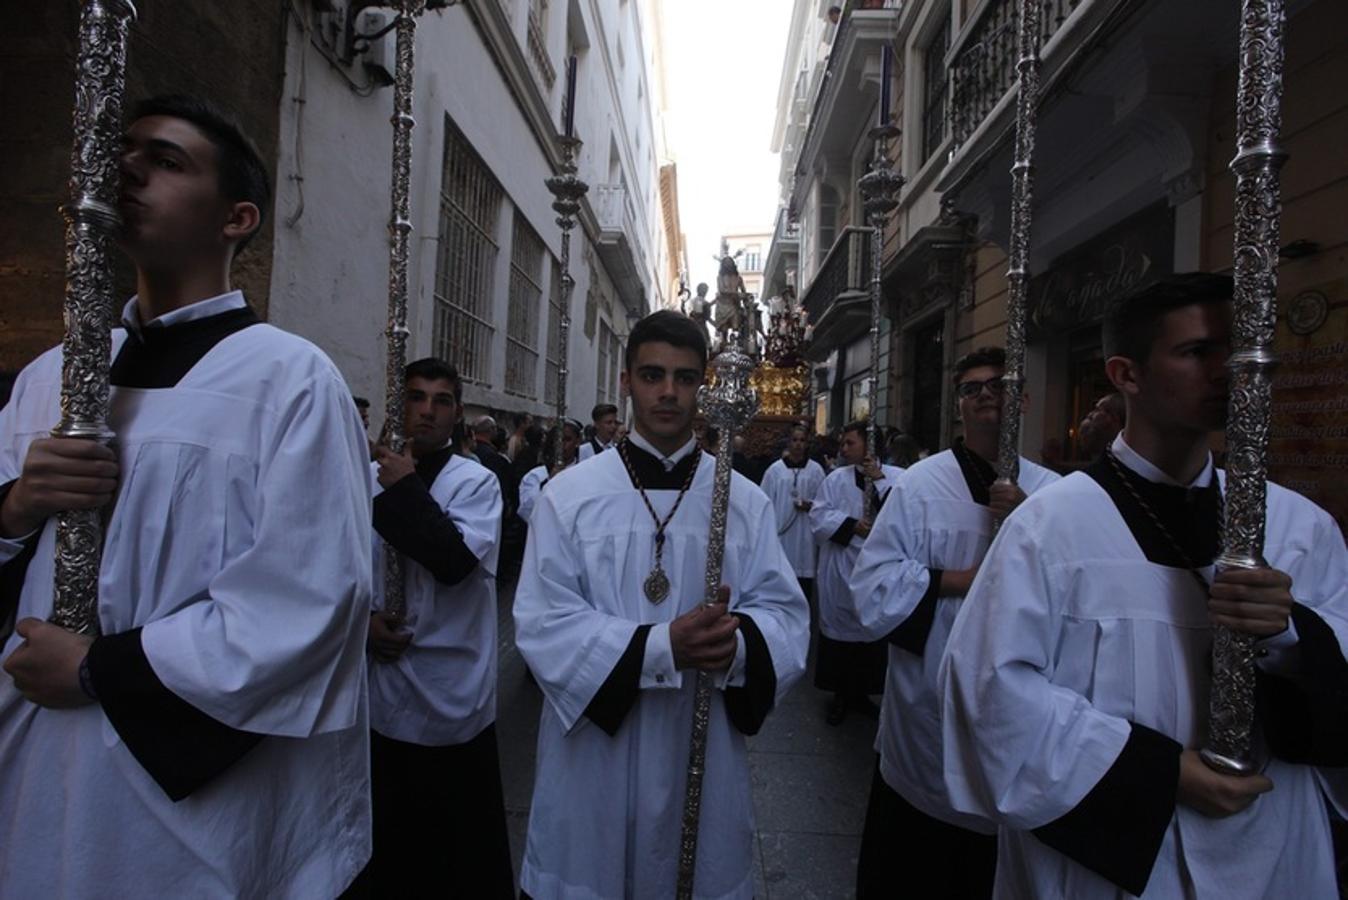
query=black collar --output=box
[414,444,456,487]
[952,438,996,506]
[1084,454,1222,569]
[619,439,700,490]
[110,305,260,389]
[783,456,809,470]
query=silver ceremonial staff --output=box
[379,0,425,619]
[545,136,587,471]
[676,301,761,900]
[1202,0,1287,777]
[993,0,1044,506]
[50,0,138,636]
[857,119,903,519]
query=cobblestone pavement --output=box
[494,580,876,899]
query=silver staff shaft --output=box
[857,122,903,519]
[1202,0,1287,777]
[677,322,760,900]
[993,0,1044,504]
[380,0,425,619]
[546,137,588,471]
[50,0,138,636]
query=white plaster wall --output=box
[269,1,662,429]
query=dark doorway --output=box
[910,319,944,455]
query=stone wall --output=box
[0,1,286,375]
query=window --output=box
[596,320,613,403]
[528,0,555,88]
[544,259,564,404]
[433,117,504,386]
[742,247,762,272]
[506,212,546,397]
[922,18,951,162]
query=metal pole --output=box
[1201,0,1287,777]
[546,137,588,471]
[993,0,1044,502]
[380,0,425,619]
[676,298,761,900]
[857,122,903,519]
[49,0,138,636]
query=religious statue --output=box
[712,256,747,346]
[688,282,710,328]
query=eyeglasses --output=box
[955,376,1006,399]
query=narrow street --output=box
[495,582,875,899]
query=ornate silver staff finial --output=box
[380,0,426,619]
[993,0,1044,510]
[1202,0,1287,777]
[50,0,138,636]
[676,290,761,900]
[545,136,588,472]
[857,120,903,519]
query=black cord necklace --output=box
[1105,449,1224,592]
[618,439,702,604]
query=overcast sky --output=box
[657,0,791,289]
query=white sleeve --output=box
[848,478,936,640]
[808,471,851,544]
[140,370,374,737]
[514,489,652,732]
[939,505,1131,828]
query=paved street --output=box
[495,582,875,899]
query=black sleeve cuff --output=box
[374,473,481,585]
[830,517,858,546]
[887,568,943,655]
[584,624,653,736]
[1257,602,1348,766]
[724,613,777,735]
[85,628,264,801]
[0,480,39,637]
[1031,722,1180,897]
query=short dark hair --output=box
[591,403,619,421]
[563,418,583,437]
[1101,273,1234,363]
[131,94,271,254]
[352,396,370,410]
[624,310,708,371]
[842,419,869,440]
[513,411,533,429]
[405,357,462,402]
[953,346,1006,384]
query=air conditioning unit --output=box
[357,9,395,86]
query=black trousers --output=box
[813,633,887,695]
[351,724,515,899]
[856,759,997,899]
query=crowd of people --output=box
[2,95,1347,900]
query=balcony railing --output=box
[949,0,1080,150]
[802,225,871,325]
[593,183,650,278]
[773,206,800,246]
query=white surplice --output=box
[808,462,903,641]
[369,453,502,745]
[939,444,1348,899]
[514,446,810,900]
[849,448,1059,831]
[759,457,827,579]
[0,297,373,898]
[518,464,548,524]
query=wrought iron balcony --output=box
[949,0,1081,151]
[801,226,872,357]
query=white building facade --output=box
[268,0,666,425]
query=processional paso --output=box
[675,279,762,900]
[377,0,426,619]
[50,0,138,636]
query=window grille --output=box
[432,117,504,385]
